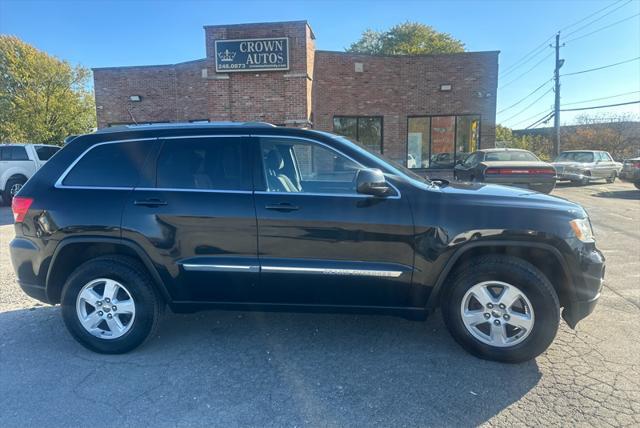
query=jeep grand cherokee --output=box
[9,123,604,363]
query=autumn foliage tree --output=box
[0,36,96,145]
[347,22,465,55]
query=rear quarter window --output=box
[62,141,153,187]
[35,145,60,161]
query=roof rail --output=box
[95,121,277,134]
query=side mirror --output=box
[455,159,463,166]
[356,168,393,197]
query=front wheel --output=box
[61,256,162,354]
[606,172,616,183]
[442,255,560,363]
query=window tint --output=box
[35,145,60,161]
[1,146,29,161]
[156,138,251,191]
[63,141,152,187]
[463,152,481,166]
[485,151,539,162]
[261,138,361,193]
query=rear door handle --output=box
[134,198,168,207]
[265,203,299,212]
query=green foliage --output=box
[0,36,96,145]
[347,22,465,55]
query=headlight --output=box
[570,218,594,242]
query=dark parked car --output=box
[10,123,604,363]
[454,148,556,194]
[552,150,622,185]
[620,157,640,190]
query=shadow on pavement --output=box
[592,190,640,200]
[0,306,542,426]
[0,205,12,226]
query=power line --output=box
[497,78,553,114]
[563,0,633,37]
[525,111,555,129]
[560,100,640,112]
[560,0,628,32]
[562,90,640,106]
[500,43,551,78]
[561,56,640,76]
[499,36,554,77]
[565,12,640,43]
[502,87,554,123]
[499,52,554,89]
[508,108,553,128]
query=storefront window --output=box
[430,116,455,168]
[406,115,481,169]
[455,115,480,165]
[407,117,430,168]
[333,116,383,153]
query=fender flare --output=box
[46,236,172,303]
[425,240,574,311]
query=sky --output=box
[1,0,639,128]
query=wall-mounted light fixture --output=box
[129,95,142,102]
[440,84,452,92]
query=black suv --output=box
[10,123,604,362]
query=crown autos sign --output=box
[215,37,289,72]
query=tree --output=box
[0,36,96,145]
[347,22,465,55]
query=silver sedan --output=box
[552,150,622,185]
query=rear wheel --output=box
[442,255,560,363]
[532,182,555,194]
[2,176,27,206]
[635,182,640,190]
[61,256,162,354]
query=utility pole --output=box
[553,32,564,157]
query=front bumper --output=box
[556,170,589,181]
[561,246,605,328]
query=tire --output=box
[635,182,640,190]
[441,255,560,363]
[61,255,162,354]
[606,172,616,184]
[2,176,27,206]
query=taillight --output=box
[486,168,555,175]
[11,197,33,223]
[633,162,640,168]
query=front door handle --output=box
[134,198,168,207]
[265,203,299,212]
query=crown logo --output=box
[217,49,236,62]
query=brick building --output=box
[93,20,499,170]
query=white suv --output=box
[0,143,60,205]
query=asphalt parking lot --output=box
[0,181,639,427]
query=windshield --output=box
[329,134,431,184]
[555,152,594,163]
[485,151,540,162]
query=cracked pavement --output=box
[0,181,638,426]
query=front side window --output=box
[156,138,251,191]
[260,138,361,194]
[63,141,153,187]
[333,116,383,154]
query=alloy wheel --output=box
[75,278,136,339]
[9,183,22,197]
[460,281,535,347]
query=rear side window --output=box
[62,141,153,187]
[1,146,29,161]
[156,137,252,191]
[35,145,60,161]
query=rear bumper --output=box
[9,237,52,304]
[482,176,555,190]
[619,170,640,182]
[562,247,605,328]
